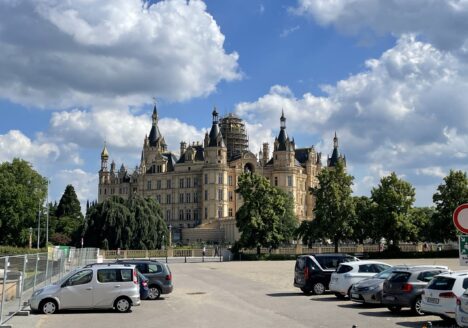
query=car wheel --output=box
[411,297,424,316]
[115,297,132,313]
[300,287,312,295]
[312,282,325,295]
[335,292,346,299]
[148,286,162,300]
[39,299,58,315]
[387,305,402,313]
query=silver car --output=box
[30,263,140,314]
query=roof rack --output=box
[83,262,133,268]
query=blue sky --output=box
[1,0,468,209]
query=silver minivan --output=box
[30,263,140,314]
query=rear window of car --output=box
[463,278,468,289]
[316,256,353,269]
[389,272,411,283]
[337,265,353,274]
[148,263,162,273]
[427,276,455,290]
[295,257,306,270]
[98,269,133,283]
[417,270,442,282]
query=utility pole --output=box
[46,179,50,247]
[37,203,41,249]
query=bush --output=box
[0,246,47,256]
[366,249,458,259]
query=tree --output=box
[296,219,321,247]
[310,160,355,252]
[83,196,167,250]
[54,185,84,246]
[433,170,468,241]
[56,185,83,220]
[235,173,298,255]
[128,195,167,249]
[410,207,435,242]
[0,159,47,246]
[351,196,376,244]
[371,172,416,249]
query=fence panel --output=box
[0,248,98,326]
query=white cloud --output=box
[280,25,300,38]
[293,0,468,51]
[0,0,240,109]
[416,167,446,178]
[54,169,98,211]
[0,130,60,163]
[49,107,205,164]
[234,35,468,203]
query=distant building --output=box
[98,105,345,244]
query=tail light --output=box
[439,292,457,298]
[133,269,138,285]
[304,267,309,281]
[142,280,148,288]
[402,283,413,293]
[457,299,462,306]
[165,274,172,281]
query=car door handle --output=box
[114,285,121,288]
[86,287,93,290]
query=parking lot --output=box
[9,258,464,328]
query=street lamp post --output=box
[45,179,50,247]
[36,203,41,249]
[168,224,172,247]
[29,227,33,249]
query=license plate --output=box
[351,293,359,299]
[426,297,439,304]
[385,295,395,301]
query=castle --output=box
[98,105,345,244]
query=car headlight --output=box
[31,289,43,298]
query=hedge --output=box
[0,246,47,256]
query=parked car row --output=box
[294,253,468,326]
[29,260,173,314]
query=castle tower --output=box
[327,132,346,168]
[98,143,110,202]
[219,113,249,160]
[273,110,295,168]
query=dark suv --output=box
[294,253,358,295]
[382,267,448,315]
[116,260,173,300]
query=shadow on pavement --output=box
[31,309,131,315]
[396,320,450,328]
[309,296,342,302]
[266,292,306,297]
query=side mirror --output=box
[61,280,70,288]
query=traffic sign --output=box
[460,236,468,266]
[453,204,468,234]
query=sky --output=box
[1,0,468,210]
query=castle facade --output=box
[98,105,345,244]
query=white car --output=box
[422,271,468,321]
[329,260,391,299]
[457,288,468,327]
[30,263,140,314]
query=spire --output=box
[280,108,286,129]
[328,132,344,167]
[212,107,219,124]
[148,100,163,148]
[101,142,109,159]
[276,111,289,150]
[208,107,224,147]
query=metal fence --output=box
[0,247,98,326]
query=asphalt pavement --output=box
[7,258,464,328]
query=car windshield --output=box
[54,268,80,285]
[374,267,396,279]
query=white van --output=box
[30,263,140,314]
